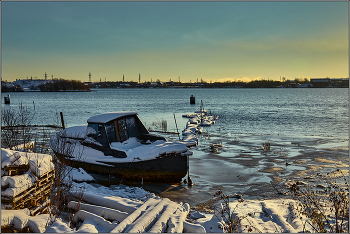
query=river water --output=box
[2,88,349,206]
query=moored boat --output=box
[50,112,192,182]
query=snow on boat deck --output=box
[51,126,192,165]
[87,112,137,124]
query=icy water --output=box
[2,88,349,205]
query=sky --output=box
[1,1,349,83]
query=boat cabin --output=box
[85,112,165,155]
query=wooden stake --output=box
[60,112,65,129]
[173,113,180,141]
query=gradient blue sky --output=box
[1,1,349,82]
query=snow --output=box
[1,173,35,188]
[148,202,179,233]
[2,153,339,233]
[3,112,345,233]
[51,134,192,165]
[68,201,129,222]
[58,125,87,139]
[70,168,95,182]
[73,210,118,232]
[45,190,203,233]
[1,209,50,232]
[125,199,170,233]
[181,111,219,147]
[199,115,219,126]
[190,198,312,233]
[11,79,50,90]
[165,203,190,233]
[82,137,103,147]
[72,182,151,202]
[1,174,36,197]
[1,148,54,177]
[110,137,143,150]
[87,112,137,124]
[51,111,215,163]
[183,221,206,233]
[51,126,192,165]
[76,192,143,214]
[45,219,74,233]
[110,139,192,161]
[1,149,54,199]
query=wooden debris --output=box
[1,165,54,216]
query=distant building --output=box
[310,78,330,83]
[310,78,348,88]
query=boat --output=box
[50,111,192,182]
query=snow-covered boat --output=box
[50,112,192,182]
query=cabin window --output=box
[126,116,141,139]
[105,122,116,143]
[106,116,142,143]
[117,118,128,142]
[87,124,98,136]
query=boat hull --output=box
[54,151,188,183]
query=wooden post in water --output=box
[4,95,10,104]
[190,95,195,104]
[187,155,192,186]
[200,100,203,123]
[173,113,180,141]
[60,112,65,129]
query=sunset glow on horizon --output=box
[1,1,349,83]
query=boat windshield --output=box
[88,115,143,145]
[126,116,142,139]
[107,115,142,144]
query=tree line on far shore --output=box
[38,79,90,91]
[1,79,90,92]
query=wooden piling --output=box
[190,95,195,104]
[4,95,10,104]
[60,112,65,129]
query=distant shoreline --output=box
[2,86,348,92]
[2,78,348,91]
[1,90,91,92]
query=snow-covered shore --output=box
[2,147,349,233]
[0,162,310,233]
[0,178,324,233]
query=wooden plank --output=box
[6,179,53,211]
[37,169,55,180]
[125,199,169,233]
[30,198,50,216]
[11,174,53,203]
[111,198,161,233]
[148,203,179,233]
[4,165,29,176]
[1,167,54,216]
[12,186,37,203]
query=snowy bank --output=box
[3,165,343,233]
[1,209,50,233]
[45,194,203,233]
